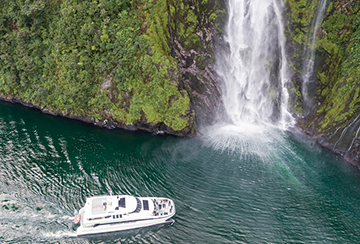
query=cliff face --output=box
[1,0,360,166]
[168,0,226,128]
[285,0,360,166]
[0,0,225,137]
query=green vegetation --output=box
[168,0,226,52]
[4,0,359,140]
[311,2,360,133]
[284,0,319,116]
[285,0,318,46]
[0,0,192,133]
[285,0,360,136]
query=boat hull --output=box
[76,217,174,236]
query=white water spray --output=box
[216,0,294,130]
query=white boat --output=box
[74,194,175,236]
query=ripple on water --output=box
[2,101,360,243]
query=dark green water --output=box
[1,100,360,243]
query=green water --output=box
[1,100,360,243]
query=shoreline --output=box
[293,120,360,170]
[0,95,193,138]
[1,95,359,169]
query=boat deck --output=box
[91,197,107,215]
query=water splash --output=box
[301,0,328,113]
[216,0,294,129]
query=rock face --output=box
[285,0,360,167]
[168,0,227,129]
[348,137,360,163]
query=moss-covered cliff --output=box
[0,0,225,136]
[285,0,360,165]
[168,0,226,127]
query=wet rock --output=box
[169,0,227,128]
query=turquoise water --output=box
[1,100,360,243]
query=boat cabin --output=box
[82,195,153,226]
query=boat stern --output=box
[152,198,175,218]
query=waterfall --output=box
[301,0,328,113]
[216,0,294,130]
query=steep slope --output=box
[286,0,360,165]
[0,0,225,136]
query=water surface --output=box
[1,101,360,243]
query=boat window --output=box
[119,198,126,208]
[131,198,142,213]
[88,217,103,221]
[143,200,149,210]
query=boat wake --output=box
[41,230,78,238]
[0,192,77,242]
